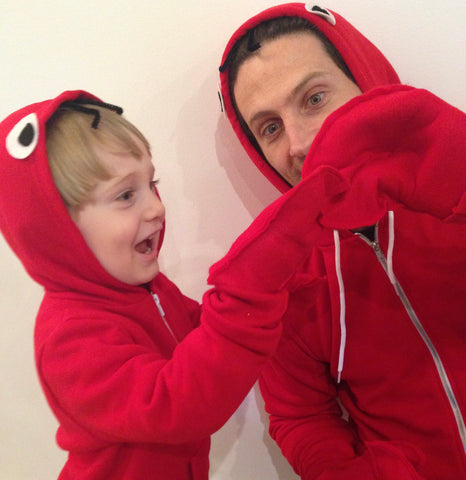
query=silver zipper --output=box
[355,226,466,453]
[151,292,179,344]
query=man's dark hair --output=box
[226,16,355,90]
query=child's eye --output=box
[150,179,160,192]
[116,190,134,202]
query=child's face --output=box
[233,32,362,186]
[69,140,165,286]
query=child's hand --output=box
[208,166,348,292]
[302,85,466,227]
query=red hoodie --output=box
[219,3,466,479]
[0,89,347,479]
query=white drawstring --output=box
[333,230,346,383]
[333,213,395,383]
[387,211,396,285]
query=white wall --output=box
[0,1,464,479]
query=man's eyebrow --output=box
[247,71,329,127]
[290,71,328,98]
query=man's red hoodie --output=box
[218,3,466,479]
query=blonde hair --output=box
[46,103,151,208]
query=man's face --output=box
[234,32,362,186]
[69,140,165,286]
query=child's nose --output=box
[145,192,165,222]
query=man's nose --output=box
[287,119,316,160]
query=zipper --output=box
[355,225,466,453]
[151,292,179,345]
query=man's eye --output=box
[308,93,324,106]
[262,122,280,137]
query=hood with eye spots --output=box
[0,90,164,295]
[218,2,400,193]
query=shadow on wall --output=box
[209,385,300,480]
[166,72,280,289]
[212,91,297,479]
[253,386,301,480]
[170,72,297,478]
[213,113,280,217]
[173,72,280,248]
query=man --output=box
[218,3,466,480]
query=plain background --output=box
[0,1,464,478]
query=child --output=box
[218,3,466,480]
[0,89,348,480]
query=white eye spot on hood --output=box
[305,4,336,26]
[6,113,39,160]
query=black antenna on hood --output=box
[60,98,123,129]
[219,28,262,73]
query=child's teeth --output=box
[145,239,152,254]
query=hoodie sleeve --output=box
[302,85,466,230]
[260,321,426,480]
[37,167,349,446]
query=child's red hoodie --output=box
[0,89,342,479]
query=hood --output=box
[0,90,164,297]
[219,2,400,193]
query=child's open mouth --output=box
[135,236,154,255]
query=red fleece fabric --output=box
[219,3,466,479]
[257,86,465,480]
[303,85,466,226]
[219,2,400,193]
[0,90,334,479]
[213,85,466,480]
